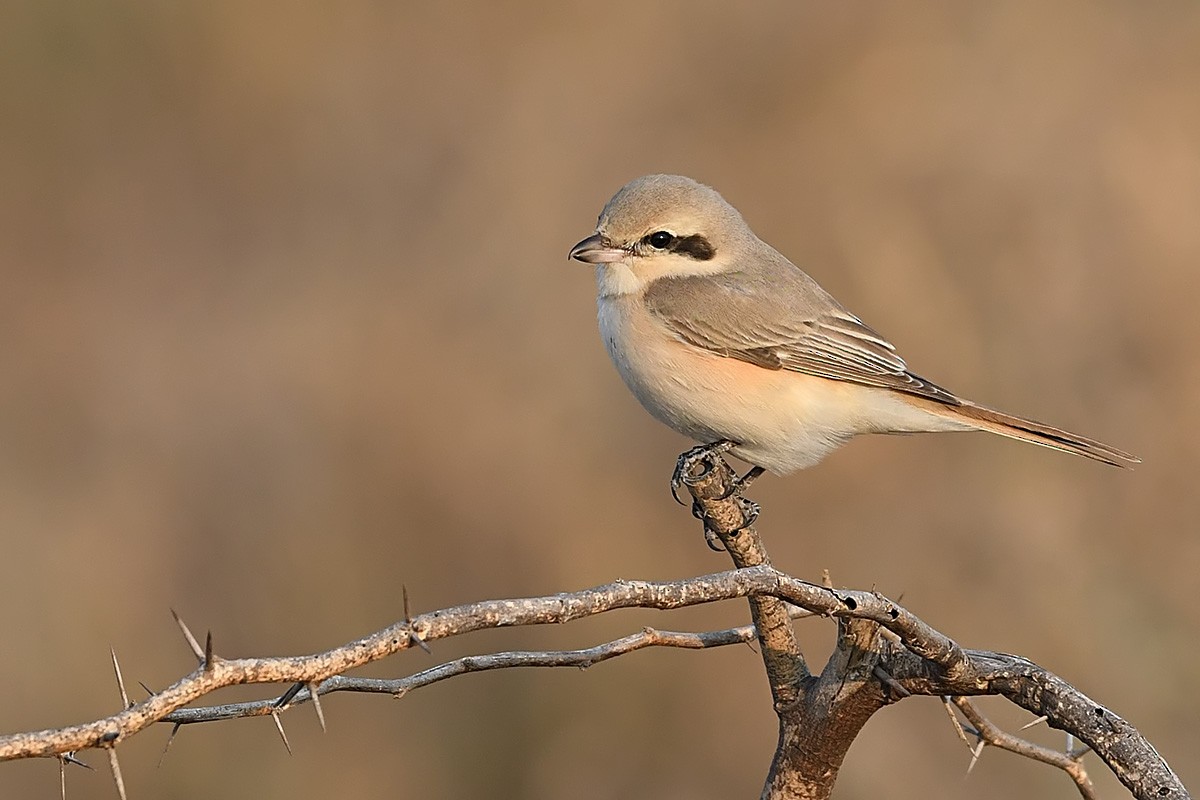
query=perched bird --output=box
[569,174,1137,486]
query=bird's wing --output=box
[643,270,962,405]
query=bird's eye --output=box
[646,231,675,249]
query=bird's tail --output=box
[925,401,1140,467]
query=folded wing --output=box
[644,270,962,405]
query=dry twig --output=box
[0,453,1187,800]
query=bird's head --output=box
[569,175,750,296]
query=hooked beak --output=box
[569,233,627,264]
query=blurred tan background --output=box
[1,2,1197,798]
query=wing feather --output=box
[643,271,961,405]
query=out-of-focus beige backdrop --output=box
[1,2,1196,798]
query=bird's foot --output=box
[672,441,762,545]
[697,495,760,547]
[690,499,727,551]
[680,471,761,549]
[670,440,737,504]
[703,524,726,551]
[734,496,760,529]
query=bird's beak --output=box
[569,233,627,264]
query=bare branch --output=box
[675,446,808,711]
[951,697,1096,800]
[0,451,1187,800]
[0,571,791,761]
[0,565,1185,799]
[673,451,1186,800]
[161,619,790,723]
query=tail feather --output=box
[928,402,1140,467]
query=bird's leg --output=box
[670,440,738,504]
[672,440,762,539]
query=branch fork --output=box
[0,449,1187,800]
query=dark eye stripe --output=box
[669,234,716,261]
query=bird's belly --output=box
[598,296,955,474]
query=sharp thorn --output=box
[275,682,304,709]
[966,739,985,775]
[157,723,181,769]
[941,696,970,746]
[204,632,215,672]
[59,757,65,800]
[309,682,326,732]
[1019,714,1049,731]
[110,648,130,709]
[270,709,293,755]
[138,681,156,698]
[61,752,92,770]
[170,609,205,664]
[402,587,431,653]
[106,748,128,800]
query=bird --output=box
[568,174,1137,490]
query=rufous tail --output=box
[930,402,1139,467]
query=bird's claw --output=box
[695,492,759,549]
[703,525,726,551]
[671,441,762,548]
[735,496,760,529]
[670,440,737,503]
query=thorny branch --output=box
[0,456,1189,800]
[944,696,1096,799]
[672,448,1187,800]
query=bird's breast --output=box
[597,293,781,447]
[595,292,955,473]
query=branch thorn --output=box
[275,682,304,709]
[157,723,181,769]
[170,609,205,665]
[942,696,970,746]
[58,751,92,800]
[204,632,215,672]
[109,648,130,709]
[270,709,293,755]
[309,682,326,732]
[966,739,985,775]
[106,748,128,800]
[60,752,92,770]
[403,585,431,653]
